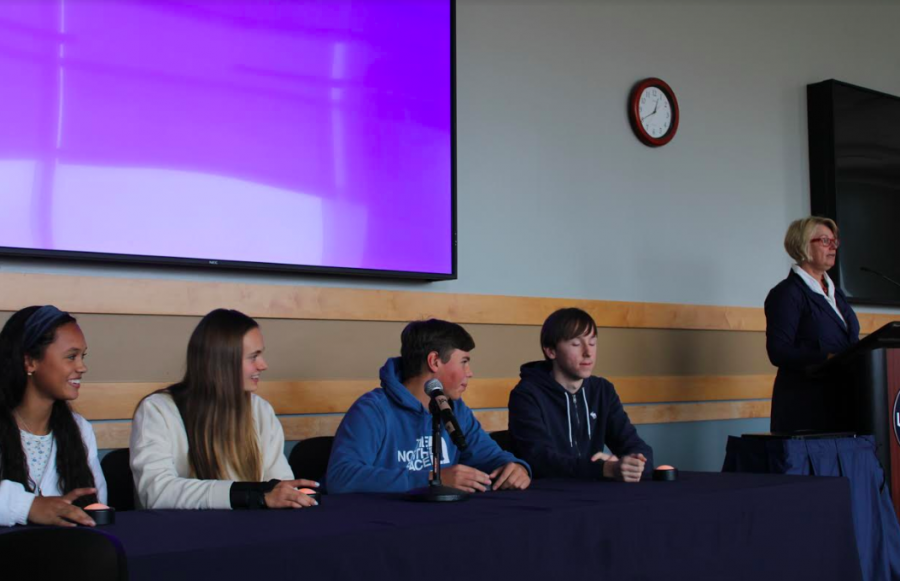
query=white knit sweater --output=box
[130,392,293,510]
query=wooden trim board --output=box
[3,273,896,332]
[0,273,771,330]
[72,375,776,420]
[90,400,772,449]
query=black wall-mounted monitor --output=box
[808,79,900,307]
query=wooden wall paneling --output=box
[608,375,773,404]
[90,400,773,449]
[13,272,900,331]
[72,375,775,420]
[625,401,772,424]
[0,272,787,331]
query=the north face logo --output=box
[397,436,451,471]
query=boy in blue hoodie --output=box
[326,319,531,494]
[509,308,653,482]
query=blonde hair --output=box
[783,216,839,264]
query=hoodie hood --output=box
[380,357,430,415]
[520,360,572,394]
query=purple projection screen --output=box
[0,1,455,279]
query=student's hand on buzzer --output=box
[28,488,97,527]
[602,453,646,483]
[489,462,531,491]
[265,479,319,508]
[441,464,492,493]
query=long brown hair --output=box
[167,309,262,481]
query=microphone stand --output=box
[405,400,468,502]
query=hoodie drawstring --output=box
[565,392,573,447]
[582,388,592,439]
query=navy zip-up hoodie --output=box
[326,357,530,494]
[508,360,653,480]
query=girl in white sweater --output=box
[0,305,107,527]
[130,308,318,510]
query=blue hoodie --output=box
[509,360,653,480]
[326,358,529,494]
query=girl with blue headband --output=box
[0,306,107,526]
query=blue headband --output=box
[22,306,69,352]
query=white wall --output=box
[4,0,900,310]
[451,0,900,306]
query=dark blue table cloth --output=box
[724,434,900,581]
[0,473,860,581]
[0,472,861,581]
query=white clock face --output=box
[638,87,672,139]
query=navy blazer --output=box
[764,270,860,432]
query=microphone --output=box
[424,379,468,451]
[860,266,900,290]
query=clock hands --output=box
[640,95,660,122]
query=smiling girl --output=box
[130,308,317,510]
[0,306,107,527]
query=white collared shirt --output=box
[792,264,847,329]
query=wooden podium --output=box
[812,322,900,518]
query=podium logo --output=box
[893,391,900,447]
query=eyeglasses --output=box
[810,236,841,249]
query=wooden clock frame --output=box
[629,77,680,147]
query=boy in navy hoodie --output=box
[326,319,531,494]
[509,308,653,482]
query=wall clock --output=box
[629,78,680,147]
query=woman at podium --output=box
[765,216,860,432]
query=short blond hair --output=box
[783,216,839,264]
